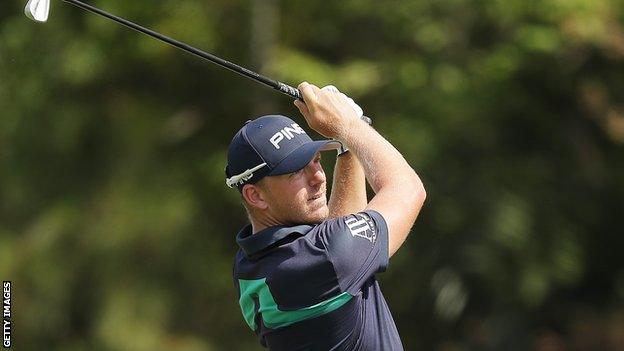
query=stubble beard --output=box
[303,198,329,224]
[286,199,328,225]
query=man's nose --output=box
[305,162,325,185]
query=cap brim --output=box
[268,140,341,176]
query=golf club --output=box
[24,0,372,124]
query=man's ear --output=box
[242,183,269,210]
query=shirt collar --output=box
[236,223,314,257]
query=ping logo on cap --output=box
[269,123,306,149]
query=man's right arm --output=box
[294,82,426,258]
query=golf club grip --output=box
[279,83,373,125]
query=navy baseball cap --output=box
[225,115,341,189]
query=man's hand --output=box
[293,82,361,139]
[320,85,364,120]
[296,81,426,258]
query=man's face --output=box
[261,152,328,225]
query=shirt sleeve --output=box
[312,210,389,295]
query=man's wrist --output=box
[336,116,372,156]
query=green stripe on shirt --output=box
[238,278,353,330]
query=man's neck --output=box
[250,215,283,234]
[251,221,267,234]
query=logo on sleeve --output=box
[345,214,377,243]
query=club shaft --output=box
[60,0,372,125]
[62,0,302,99]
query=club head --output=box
[25,0,50,22]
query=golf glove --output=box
[321,85,364,120]
[321,85,368,156]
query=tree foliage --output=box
[1,0,623,349]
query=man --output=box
[226,82,426,350]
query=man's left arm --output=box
[327,150,367,217]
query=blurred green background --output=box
[1,0,624,350]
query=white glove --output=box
[321,85,364,119]
[321,85,363,156]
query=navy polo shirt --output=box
[233,210,404,350]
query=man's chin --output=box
[301,207,329,224]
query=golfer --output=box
[226,82,426,350]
